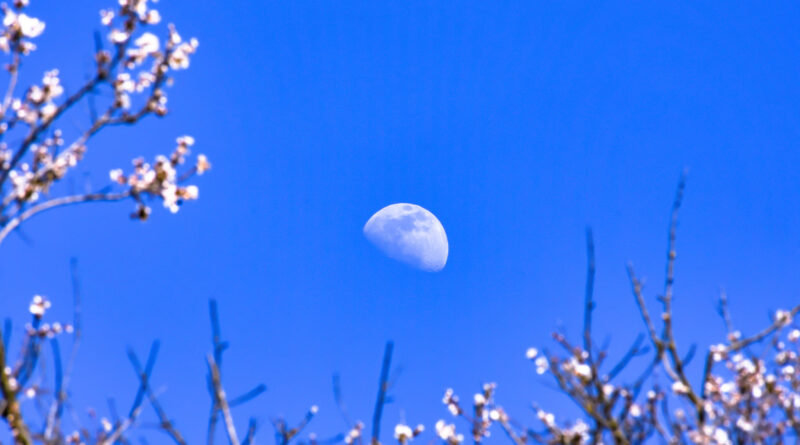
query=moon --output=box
[363,203,449,272]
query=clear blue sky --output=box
[3,1,800,443]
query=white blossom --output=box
[671,381,690,395]
[537,409,555,428]
[344,422,364,445]
[137,32,159,52]
[5,10,45,38]
[535,356,548,374]
[29,295,51,317]
[100,9,114,25]
[109,28,129,44]
[145,9,160,24]
[775,309,793,327]
[18,13,44,37]
[394,424,413,443]
[435,420,463,444]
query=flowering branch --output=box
[0,324,32,445]
[0,0,208,249]
[427,174,800,445]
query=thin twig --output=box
[608,334,646,381]
[45,258,83,439]
[207,299,227,445]
[242,418,258,445]
[274,407,317,445]
[207,354,240,445]
[626,265,662,353]
[371,341,394,445]
[229,385,267,408]
[127,347,188,445]
[100,342,160,445]
[332,373,353,428]
[660,170,687,344]
[729,305,800,352]
[583,228,596,360]
[716,289,734,335]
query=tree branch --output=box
[371,341,393,445]
[0,325,32,445]
[0,191,129,246]
[207,354,239,445]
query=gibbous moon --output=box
[363,203,449,272]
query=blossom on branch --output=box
[0,0,207,249]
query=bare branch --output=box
[332,373,353,428]
[607,334,646,381]
[583,227,596,361]
[207,354,239,445]
[229,385,267,408]
[716,289,734,335]
[44,258,83,439]
[242,418,258,445]
[729,304,800,352]
[626,265,662,355]
[0,191,129,245]
[371,341,394,445]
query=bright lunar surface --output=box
[363,203,449,272]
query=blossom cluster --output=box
[690,325,800,443]
[394,423,424,444]
[109,136,209,219]
[436,383,516,444]
[26,295,73,337]
[498,306,800,444]
[423,268,800,445]
[344,421,365,445]
[0,3,44,55]
[6,131,82,204]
